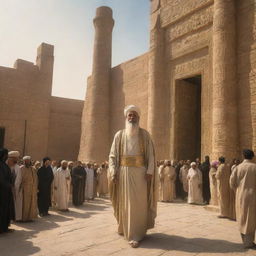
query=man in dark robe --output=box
[201,155,211,204]
[0,148,15,233]
[37,157,54,217]
[71,161,86,206]
[175,160,184,199]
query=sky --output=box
[0,0,150,100]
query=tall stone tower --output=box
[79,7,114,163]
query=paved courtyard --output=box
[0,199,255,256]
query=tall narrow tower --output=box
[79,7,114,162]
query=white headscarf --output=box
[124,105,141,117]
[23,156,31,161]
[190,162,196,167]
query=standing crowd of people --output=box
[157,151,256,249]
[1,104,256,250]
[0,148,109,234]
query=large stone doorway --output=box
[175,75,201,161]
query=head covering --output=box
[43,157,51,163]
[164,160,169,165]
[124,105,141,117]
[23,156,31,161]
[61,160,68,165]
[190,162,196,167]
[68,161,73,165]
[8,151,20,158]
[34,161,41,166]
[211,160,219,168]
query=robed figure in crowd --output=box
[37,157,54,217]
[187,162,203,204]
[159,160,176,202]
[71,161,86,206]
[54,160,71,211]
[209,161,219,206]
[230,149,256,249]
[109,105,158,248]
[20,156,38,221]
[0,148,14,233]
[201,156,211,204]
[97,163,109,197]
[216,156,230,218]
[84,163,94,200]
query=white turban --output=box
[61,160,68,165]
[23,156,31,161]
[191,162,196,167]
[8,151,20,158]
[124,105,141,117]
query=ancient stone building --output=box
[0,43,83,161]
[79,0,256,163]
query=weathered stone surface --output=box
[0,43,83,161]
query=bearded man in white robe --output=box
[54,160,71,211]
[109,105,158,248]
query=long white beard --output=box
[125,119,139,138]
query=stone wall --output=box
[48,97,83,161]
[109,53,149,140]
[237,0,256,153]
[0,43,83,161]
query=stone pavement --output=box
[0,199,255,256]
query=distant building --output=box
[0,43,83,160]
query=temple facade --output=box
[79,0,256,163]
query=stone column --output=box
[212,0,238,160]
[79,7,114,162]
[147,12,169,160]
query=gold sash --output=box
[120,155,145,167]
[119,129,145,167]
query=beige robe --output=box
[216,163,230,217]
[229,164,237,220]
[97,167,109,196]
[54,168,71,210]
[20,166,38,221]
[230,160,256,234]
[159,166,176,202]
[209,167,218,206]
[179,165,189,192]
[187,167,203,204]
[13,164,23,221]
[109,128,157,242]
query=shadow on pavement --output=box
[0,230,40,256]
[141,233,245,253]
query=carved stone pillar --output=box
[212,0,238,160]
[147,4,169,160]
[79,7,114,162]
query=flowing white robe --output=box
[13,164,23,221]
[109,129,157,242]
[54,168,71,210]
[85,168,94,200]
[187,167,203,204]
